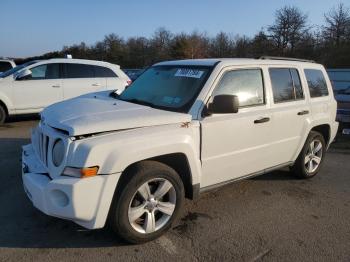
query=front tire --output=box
[109,161,185,244]
[291,131,326,179]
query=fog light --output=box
[50,189,69,207]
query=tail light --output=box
[126,80,132,86]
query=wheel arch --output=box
[0,99,9,115]
[293,123,331,161]
[115,153,198,201]
[310,124,331,146]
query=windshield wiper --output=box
[122,98,156,108]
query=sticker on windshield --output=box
[175,68,204,78]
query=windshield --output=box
[119,65,212,112]
[0,61,38,78]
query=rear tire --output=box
[0,105,6,125]
[291,131,326,179]
[109,161,185,244]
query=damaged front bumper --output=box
[21,144,121,229]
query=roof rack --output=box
[259,56,315,63]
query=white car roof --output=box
[46,58,120,67]
[0,59,15,63]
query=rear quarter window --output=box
[304,69,329,98]
[93,65,117,77]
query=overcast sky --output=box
[0,0,344,58]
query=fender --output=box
[67,123,202,185]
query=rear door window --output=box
[269,68,304,103]
[304,69,329,97]
[65,63,95,78]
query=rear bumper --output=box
[22,144,121,229]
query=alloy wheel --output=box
[304,139,323,173]
[128,178,176,234]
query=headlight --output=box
[52,139,65,167]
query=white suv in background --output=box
[22,57,338,243]
[0,58,130,123]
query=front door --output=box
[13,63,63,113]
[200,67,275,188]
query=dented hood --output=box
[41,91,192,136]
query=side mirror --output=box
[15,69,32,80]
[206,95,239,115]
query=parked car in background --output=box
[22,57,338,243]
[0,58,130,124]
[0,59,16,74]
[327,69,350,130]
[123,69,145,81]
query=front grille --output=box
[35,130,50,167]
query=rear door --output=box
[62,63,104,99]
[267,67,311,165]
[13,63,63,113]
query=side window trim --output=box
[290,68,304,100]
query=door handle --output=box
[92,83,101,87]
[297,110,309,116]
[254,117,270,124]
[52,84,60,88]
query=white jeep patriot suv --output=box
[22,57,338,243]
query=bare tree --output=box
[250,30,276,57]
[323,3,350,46]
[209,32,235,57]
[125,37,149,68]
[268,6,309,55]
[187,31,210,59]
[149,27,173,62]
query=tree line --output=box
[17,3,350,69]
